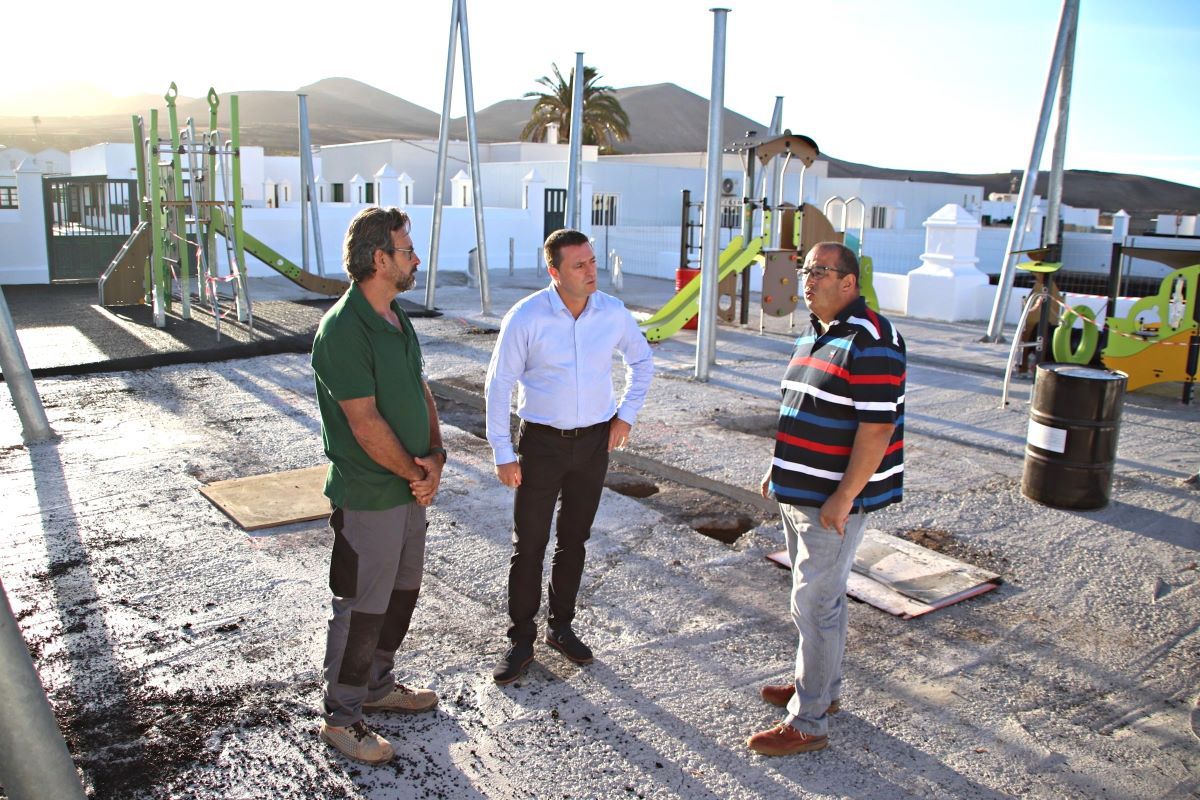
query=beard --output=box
[395,270,416,293]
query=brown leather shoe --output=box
[747,723,828,756]
[759,684,840,714]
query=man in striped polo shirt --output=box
[748,241,905,756]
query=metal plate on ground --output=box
[767,529,1001,618]
[199,465,330,531]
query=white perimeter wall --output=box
[209,203,543,277]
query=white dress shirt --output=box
[484,285,655,465]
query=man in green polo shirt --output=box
[311,206,447,765]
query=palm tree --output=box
[520,63,631,153]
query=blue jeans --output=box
[778,502,866,737]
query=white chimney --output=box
[545,122,560,145]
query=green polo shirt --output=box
[311,282,429,510]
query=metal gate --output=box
[43,177,139,282]
[544,188,566,239]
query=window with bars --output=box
[592,193,618,226]
[870,206,889,229]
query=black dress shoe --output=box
[544,628,594,664]
[493,641,534,684]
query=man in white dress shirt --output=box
[485,228,654,684]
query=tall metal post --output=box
[984,0,1078,342]
[0,578,85,799]
[298,94,325,277]
[298,96,310,273]
[230,95,251,322]
[766,96,784,210]
[1044,10,1078,251]
[696,7,730,381]
[0,287,53,442]
[425,0,461,312]
[457,0,491,314]
[565,51,585,230]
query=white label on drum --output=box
[1027,419,1067,453]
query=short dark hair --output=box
[543,228,590,271]
[343,206,411,283]
[810,241,859,277]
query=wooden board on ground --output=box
[767,529,1002,618]
[199,465,330,531]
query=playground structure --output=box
[640,132,878,343]
[1000,243,1200,405]
[98,84,346,333]
[1051,247,1200,402]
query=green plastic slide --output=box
[640,236,764,341]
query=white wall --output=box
[0,163,50,283]
[209,203,543,278]
[70,143,136,179]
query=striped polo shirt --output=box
[769,295,905,512]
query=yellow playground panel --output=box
[1053,257,1199,394]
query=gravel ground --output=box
[2,289,1198,799]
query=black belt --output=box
[523,420,609,439]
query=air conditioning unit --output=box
[721,178,736,196]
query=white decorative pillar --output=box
[397,172,414,207]
[1111,209,1130,242]
[522,169,545,214]
[376,164,401,206]
[906,203,987,321]
[450,169,472,207]
[891,201,906,230]
[349,173,366,204]
[9,160,50,283]
[263,178,277,208]
[314,174,330,204]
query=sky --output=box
[2,0,1197,188]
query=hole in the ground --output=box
[711,413,777,438]
[690,515,757,544]
[604,471,659,498]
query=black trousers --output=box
[506,420,610,643]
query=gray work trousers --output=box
[322,503,426,727]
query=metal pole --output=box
[0,288,53,442]
[230,95,251,324]
[457,0,491,315]
[983,0,1078,342]
[298,95,310,273]
[425,0,461,312]
[508,237,514,276]
[0,577,85,799]
[696,7,730,381]
[565,51,585,230]
[298,94,325,277]
[766,96,784,244]
[1044,9,1077,250]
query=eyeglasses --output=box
[797,265,848,280]
[385,246,417,259]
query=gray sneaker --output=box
[319,720,394,764]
